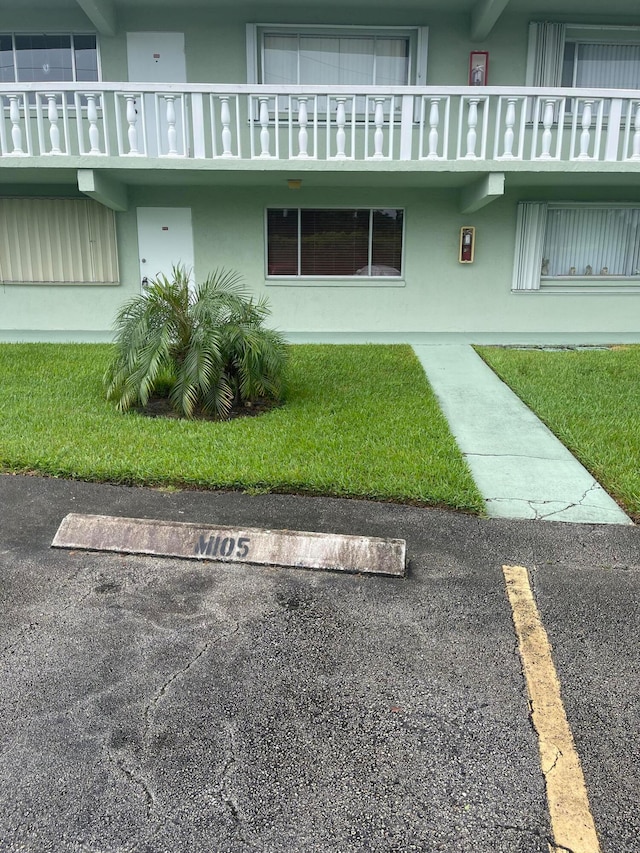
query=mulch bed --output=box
[135,395,280,421]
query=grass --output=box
[476,345,640,518]
[0,343,485,512]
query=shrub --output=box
[104,265,288,419]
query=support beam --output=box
[470,0,512,41]
[78,169,128,211]
[75,0,117,37]
[460,172,505,214]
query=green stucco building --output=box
[1,0,640,343]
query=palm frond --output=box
[104,263,288,418]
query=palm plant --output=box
[104,265,288,419]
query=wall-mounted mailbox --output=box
[459,226,475,263]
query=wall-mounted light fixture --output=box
[287,179,302,190]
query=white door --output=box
[136,207,195,292]
[126,32,187,156]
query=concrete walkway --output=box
[412,345,633,525]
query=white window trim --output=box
[565,24,640,46]
[513,201,640,294]
[264,206,406,286]
[246,23,428,86]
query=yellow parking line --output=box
[502,565,601,853]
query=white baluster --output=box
[220,96,233,157]
[46,94,61,154]
[125,96,140,155]
[372,97,385,159]
[630,102,640,160]
[465,98,479,158]
[334,97,347,159]
[539,99,555,159]
[164,95,178,155]
[578,100,593,159]
[502,97,517,159]
[86,93,101,154]
[9,95,24,154]
[296,96,309,158]
[259,96,271,158]
[427,98,440,159]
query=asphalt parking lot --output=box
[1,474,639,852]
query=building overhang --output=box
[75,0,117,37]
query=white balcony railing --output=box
[1,83,639,165]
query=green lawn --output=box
[0,343,484,512]
[476,345,640,518]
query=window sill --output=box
[542,276,640,292]
[266,276,405,287]
[1,280,120,286]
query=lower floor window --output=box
[543,207,640,278]
[513,202,640,290]
[267,208,403,277]
[0,197,119,284]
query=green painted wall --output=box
[4,183,640,341]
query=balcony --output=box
[1,82,639,179]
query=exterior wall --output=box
[0,8,539,88]
[4,183,640,343]
[1,4,640,342]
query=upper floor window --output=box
[263,33,409,86]
[562,41,640,90]
[247,25,428,87]
[527,23,640,90]
[0,34,99,85]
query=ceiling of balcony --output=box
[89,0,640,11]
[4,0,639,11]
[2,0,639,38]
[3,0,639,21]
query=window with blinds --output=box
[513,202,640,290]
[543,206,640,279]
[527,23,640,90]
[248,25,428,89]
[262,34,410,86]
[267,208,403,278]
[561,42,640,90]
[0,198,119,284]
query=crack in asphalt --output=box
[220,725,241,827]
[105,742,156,824]
[142,637,214,748]
[218,724,264,850]
[494,823,553,848]
[141,617,241,747]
